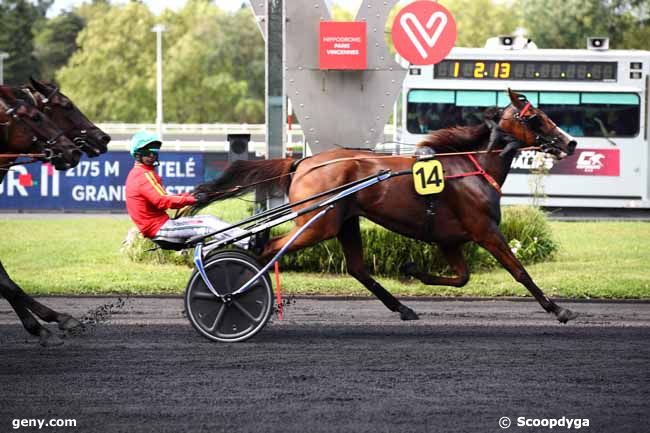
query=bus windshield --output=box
[407,90,640,137]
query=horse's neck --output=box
[481,147,517,187]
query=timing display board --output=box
[434,60,617,81]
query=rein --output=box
[0,152,50,171]
[197,146,541,200]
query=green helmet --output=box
[130,131,162,157]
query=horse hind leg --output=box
[1,283,64,347]
[23,297,81,331]
[0,261,79,343]
[0,261,80,331]
[476,229,578,323]
[401,243,470,287]
[338,217,418,321]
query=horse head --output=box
[497,89,577,159]
[29,78,111,157]
[0,86,81,170]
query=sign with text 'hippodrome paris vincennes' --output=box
[319,21,367,70]
[0,152,203,211]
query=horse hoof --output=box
[398,305,419,321]
[400,261,417,277]
[39,330,64,347]
[58,315,82,331]
[556,308,578,324]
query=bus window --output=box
[539,92,584,136]
[406,89,640,137]
[539,92,640,137]
[580,93,640,137]
[406,90,498,133]
[406,90,456,133]
[456,91,496,126]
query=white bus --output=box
[397,45,650,210]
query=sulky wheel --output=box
[185,250,273,343]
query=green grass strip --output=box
[0,214,648,298]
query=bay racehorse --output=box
[13,78,110,157]
[1,84,109,346]
[193,89,579,324]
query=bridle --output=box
[2,103,67,148]
[0,100,66,170]
[502,101,565,153]
[33,85,93,153]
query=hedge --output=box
[122,205,557,277]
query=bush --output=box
[279,205,557,276]
[121,228,192,267]
[122,205,558,277]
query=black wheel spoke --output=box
[231,299,260,323]
[192,290,218,300]
[207,304,226,332]
[218,263,233,293]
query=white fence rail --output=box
[100,123,398,154]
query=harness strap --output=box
[444,153,501,194]
[519,102,532,117]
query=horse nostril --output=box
[100,134,111,145]
[568,141,577,154]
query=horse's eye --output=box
[525,114,542,131]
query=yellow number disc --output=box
[412,160,445,195]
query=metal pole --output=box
[265,0,285,208]
[151,25,166,138]
[0,52,9,85]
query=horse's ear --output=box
[508,88,527,109]
[29,76,49,94]
[484,107,502,122]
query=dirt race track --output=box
[1,297,649,433]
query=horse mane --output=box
[417,123,490,153]
[417,107,502,153]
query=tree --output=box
[162,0,264,123]
[439,0,520,47]
[0,0,42,85]
[519,0,650,49]
[329,3,354,21]
[55,0,266,123]
[33,11,84,80]
[56,2,156,122]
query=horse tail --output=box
[190,158,296,210]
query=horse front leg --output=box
[338,217,418,320]
[401,242,470,287]
[476,229,578,323]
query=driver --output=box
[125,131,249,248]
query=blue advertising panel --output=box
[0,151,204,211]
